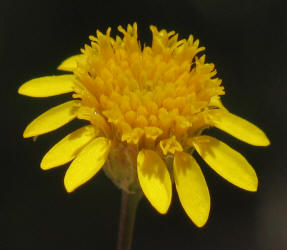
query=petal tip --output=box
[238,175,258,192]
[189,204,210,228]
[57,65,66,71]
[23,128,32,138]
[64,177,75,193]
[248,182,258,192]
[40,162,46,170]
[194,218,208,228]
[18,85,25,95]
[262,136,271,147]
[23,124,41,138]
[18,83,32,96]
[40,159,50,170]
[250,132,270,147]
[57,54,83,72]
[157,204,170,215]
[246,172,258,192]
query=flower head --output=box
[19,23,270,227]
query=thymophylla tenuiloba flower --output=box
[19,23,269,227]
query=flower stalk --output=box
[117,191,142,250]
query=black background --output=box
[1,0,286,249]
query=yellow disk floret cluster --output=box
[73,23,223,152]
[19,23,269,227]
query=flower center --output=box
[73,23,224,154]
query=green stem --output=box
[117,191,142,250]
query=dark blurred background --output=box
[1,0,286,249]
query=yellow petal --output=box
[41,125,99,170]
[193,135,258,191]
[57,54,85,72]
[209,109,270,146]
[18,75,76,97]
[173,152,210,227]
[137,150,172,214]
[64,137,111,192]
[23,100,79,138]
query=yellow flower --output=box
[19,23,270,227]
